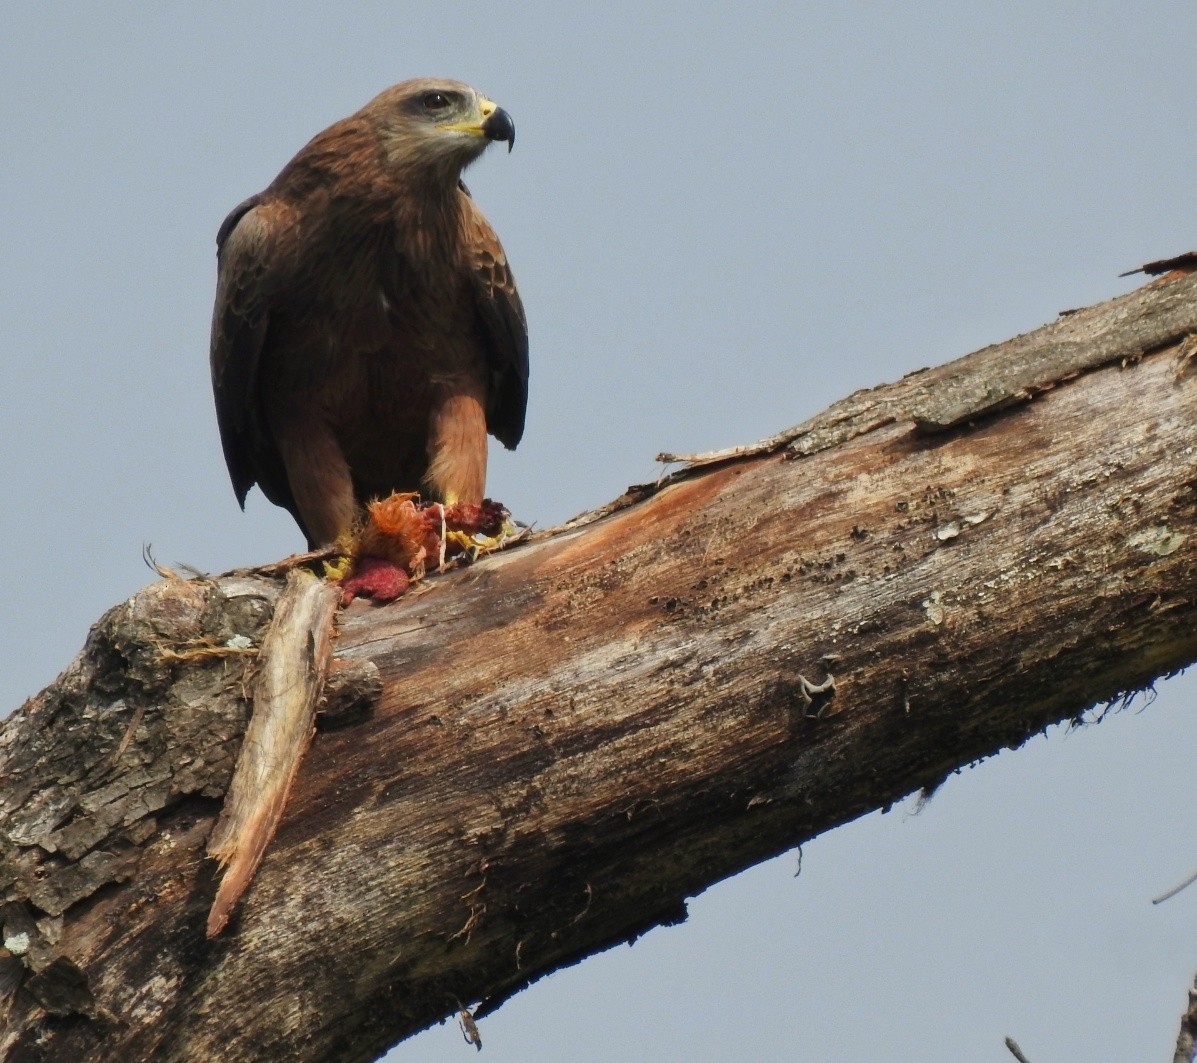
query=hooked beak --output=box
[480,103,515,152]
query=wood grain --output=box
[2,272,1196,1061]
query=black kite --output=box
[210,78,527,547]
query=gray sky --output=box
[3,3,1196,1060]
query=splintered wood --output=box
[205,569,339,938]
[2,269,1197,1061]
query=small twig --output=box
[155,641,258,663]
[1004,1036,1033,1063]
[656,435,787,468]
[1120,250,1197,278]
[253,545,343,577]
[1154,868,1197,905]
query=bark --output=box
[3,270,1197,1061]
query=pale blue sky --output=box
[3,3,1196,1060]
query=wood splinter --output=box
[205,569,340,938]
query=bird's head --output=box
[370,78,515,184]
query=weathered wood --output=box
[206,569,340,937]
[2,272,1197,1061]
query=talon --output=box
[335,493,520,605]
[322,555,353,581]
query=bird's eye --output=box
[423,92,451,111]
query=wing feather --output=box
[209,196,297,517]
[460,188,529,450]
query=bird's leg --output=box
[424,392,488,507]
[422,389,520,561]
[273,420,358,549]
[338,389,511,604]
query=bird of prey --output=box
[210,78,527,549]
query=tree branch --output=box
[2,272,1197,1060]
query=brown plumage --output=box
[210,78,527,547]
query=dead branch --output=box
[1005,1038,1034,1063]
[2,272,1197,1061]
